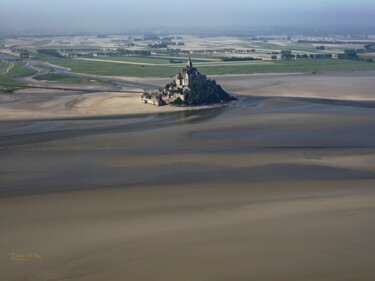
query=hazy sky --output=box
[1,0,374,33]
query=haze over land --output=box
[1,0,375,34]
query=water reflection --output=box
[0,105,230,148]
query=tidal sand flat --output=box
[1,73,375,281]
[215,72,375,101]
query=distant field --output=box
[170,54,222,60]
[90,56,214,64]
[40,57,178,77]
[40,56,375,77]
[31,39,52,46]
[90,56,174,64]
[248,42,320,53]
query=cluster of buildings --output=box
[141,58,206,106]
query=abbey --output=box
[141,58,206,106]
[175,57,206,87]
[141,58,234,106]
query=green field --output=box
[33,63,54,70]
[6,63,37,78]
[40,57,178,77]
[35,73,108,84]
[40,56,375,77]
[359,54,375,60]
[0,62,37,92]
[90,56,175,64]
[0,60,8,68]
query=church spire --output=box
[187,56,193,68]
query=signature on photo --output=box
[10,252,42,261]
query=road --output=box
[20,61,162,90]
[0,61,14,75]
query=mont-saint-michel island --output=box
[2,1,375,281]
[141,58,236,106]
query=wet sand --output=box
[214,72,375,101]
[0,90,190,121]
[1,72,375,281]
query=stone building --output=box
[175,57,205,87]
[142,58,207,106]
[141,93,164,106]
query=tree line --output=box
[338,49,373,63]
[221,57,262,62]
[280,50,333,60]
